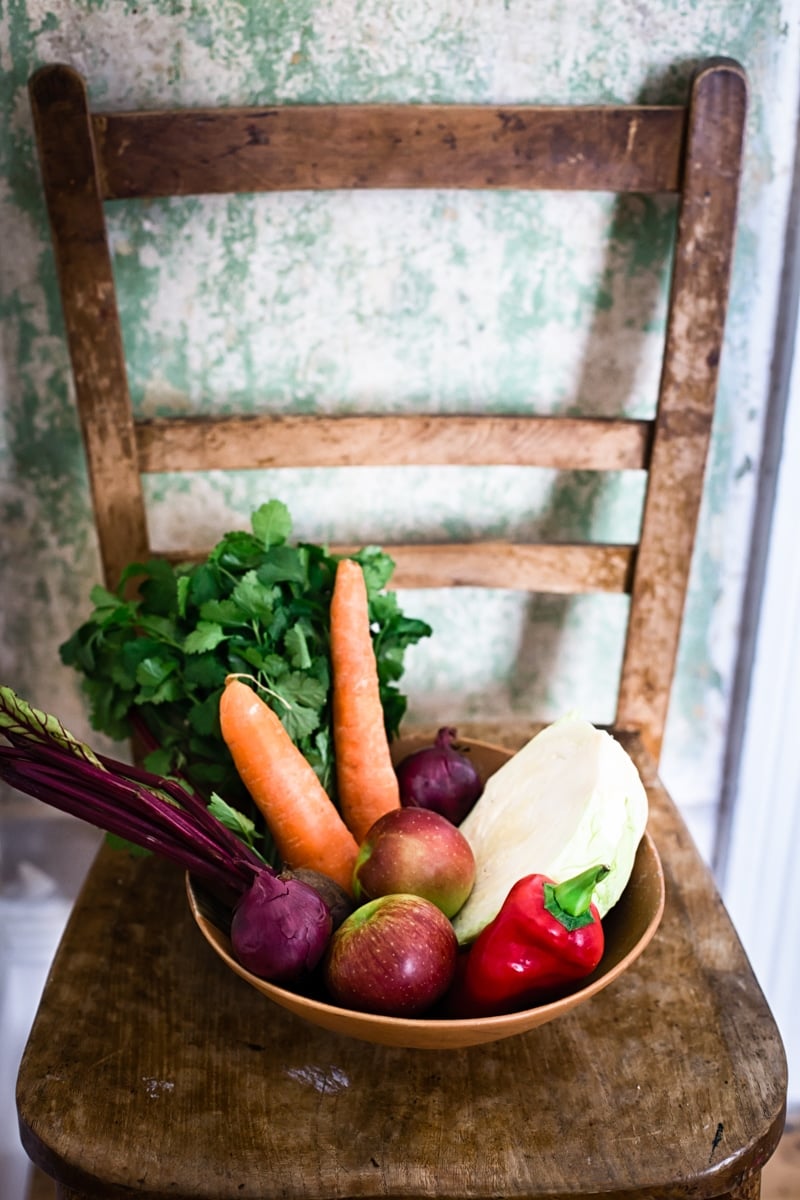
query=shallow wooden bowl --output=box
[187,735,665,1049]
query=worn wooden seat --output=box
[17,59,787,1200]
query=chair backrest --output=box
[28,60,747,763]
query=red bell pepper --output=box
[450,863,609,1017]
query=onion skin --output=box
[396,728,483,825]
[231,871,333,982]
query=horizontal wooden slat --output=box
[136,413,652,472]
[158,541,636,594]
[93,105,686,199]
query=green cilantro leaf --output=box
[231,570,276,621]
[183,621,228,654]
[142,746,177,777]
[252,499,292,548]
[285,622,312,670]
[176,575,191,619]
[187,691,224,737]
[187,563,222,608]
[355,546,396,593]
[198,598,250,625]
[135,656,178,689]
[209,530,265,571]
[256,545,308,586]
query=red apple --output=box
[323,893,457,1017]
[353,806,475,918]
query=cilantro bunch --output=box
[60,500,432,829]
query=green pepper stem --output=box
[552,864,610,918]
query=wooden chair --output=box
[17,60,786,1200]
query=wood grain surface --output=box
[615,60,747,758]
[135,413,653,473]
[28,63,150,592]
[29,1116,800,1200]
[92,104,686,198]
[16,732,786,1200]
[159,540,636,594]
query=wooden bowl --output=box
[187,736,665,1049]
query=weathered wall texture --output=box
[1,1,797,857]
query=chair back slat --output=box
[135,413,653,473]
[93,104,686,199]
[159,541,636,596]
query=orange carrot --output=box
[330,557,401,842]
[219,676,359,894]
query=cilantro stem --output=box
[224,673,294,712]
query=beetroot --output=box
[231,872,332,982]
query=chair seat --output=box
[16,730,786,1200]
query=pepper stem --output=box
[543,864,610,931]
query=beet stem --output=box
[99,751,266,870]
[0,748,259,895]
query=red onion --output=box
[396,727,483,825]
[231,871,333,982]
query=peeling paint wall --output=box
[1,1,798,858]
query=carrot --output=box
[219,676,359,894]
[330,557,401,842]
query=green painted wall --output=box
[1,0,796,855]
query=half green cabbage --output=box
[451,713,649,945]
